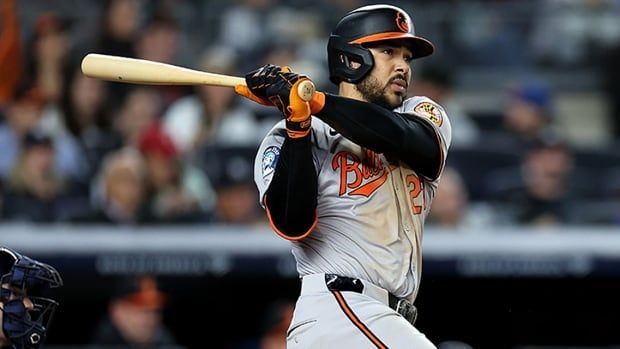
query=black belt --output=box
[324,274,418,325]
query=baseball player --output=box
[0,247,63,349]
[235,4,451,348]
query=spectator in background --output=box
[138,123,215,223]
[0,81,93,201]
[163,47,265,154]
[2,131,69,222]
[518,137,575,225]
[135,12,188,109]
[33,64,109,186]
[28,11,125,183]
[412,64,480,148]
[56,63,122,180]
[93,0,141,103]
[71,147,149,224]
[0,85,45,179]
[95,0,140,58]
[114,87,162,147]
[427,168,470,229]
[22,12,72,106]
[491,137,576,226]
[201,144,263,225]
[427,167,494,230]
[91,275,179,348]
[503,79,557,149]
[135,13,179,65]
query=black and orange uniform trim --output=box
[330,290,389,348]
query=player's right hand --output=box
[235,64,325,114]
[238,64,315,138]
[246,64,281,99]
[234,64,283,106]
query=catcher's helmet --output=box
[0,247,63,349]
[327,4,434,85]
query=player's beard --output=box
[356,75,406,109]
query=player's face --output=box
[356,43,413,109]
[1,284,35,309]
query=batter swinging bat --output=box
[80,53,316,101]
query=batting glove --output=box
[236,64,314,138]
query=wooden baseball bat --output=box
[80,53,315,101]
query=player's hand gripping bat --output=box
[80,53,316,101]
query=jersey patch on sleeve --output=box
[414,101,443,127]
[262,146,280,178]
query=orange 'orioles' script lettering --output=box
[332,149,388,197]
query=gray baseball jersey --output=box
[255,96,452,302]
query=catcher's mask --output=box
[327,4,434,85]
[0,247,63,349]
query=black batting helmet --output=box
[327,4,434,85]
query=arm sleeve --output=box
[264,135,318,239]
[316,93,442,180]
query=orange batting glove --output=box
[237,64,315,138]
[309,91,325,114]
[235,64,326,116]
[234,84,271,106]
[234,64,280,106]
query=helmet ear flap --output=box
[327,36,374,85]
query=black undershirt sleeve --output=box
[316,93,442,180]
[265,135,317,237]
[264,94,442,236]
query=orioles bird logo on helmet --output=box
[395,12,409,33]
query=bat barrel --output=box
[81,53,245,87]
[81,53,315,101]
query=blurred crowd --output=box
[0,0,619,230]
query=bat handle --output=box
[297,80,315,102]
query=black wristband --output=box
[285,119,311,132]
